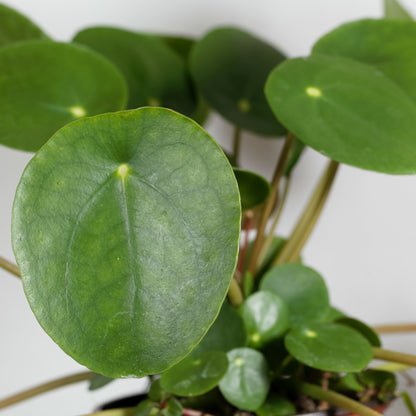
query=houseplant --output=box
[1,0,416,415]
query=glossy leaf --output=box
[233,168,270,210]
[256,393,296,416]
[192,301,247,356]
[190,27,287,136]
[260,263,330,325]
[336,317,381,347]
[0,40,127,151]
[313,19,416,102]
[161,351,229,396]
[266,53,416,174]
[240,291,290,347]
[219,348,270,411]
[285,323,373,372]
[12,107,241,377]
[385,0,413,19]
[73,27,196,115]
[0,3,48,48]
[89,373,115,391]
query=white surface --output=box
[1,1,416,415]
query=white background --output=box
[1,1,416,415]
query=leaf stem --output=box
[296,382,383,416]
[233,127,242,164]
[373,323,416,334]
[0,371,93,409]
[82,409,135,416]
[272,159,339,266]
[227,276,244,307]
[0,256,21,278]
[246,133,294,276]
[400,391,416,416]
[373,347,416,367]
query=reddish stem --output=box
[237,211,254,275]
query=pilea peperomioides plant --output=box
[2,1,416,416]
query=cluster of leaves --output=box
[1,0,416,415]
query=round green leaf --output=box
[285,322,373,372]
[73,27,196,116]
[219,348,270,411]
[12,107,241,377]
[313,19,416,102]
[385,0,413,20]
[0,3,49,48]
[240,291,290,347]
[265,53,416,174]
[161,351,229,396]
[260,263,330,325]
[233,168,270,210]
[192,301,247,356]
[336,317,381,347]
[0,40,127,152]
[256,393,296,416]
[190,27,287,136]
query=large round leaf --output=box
[0,3,49,47]
[190,27,287,136]
[219,348,270,411]
[260,263,330,325]
[0,40,127,152]
[160,351,229,396]
[12,107,241,377]
[313,19,416,102]
[73,27,196,116]
[285,322,373,372]
[266,53,416,174]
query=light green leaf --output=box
[240,291,290,347]
[285,322,373,372]
[266,53,416,174]
[260,263,330,325]
[233,168,270,210]
[190,27,287,136]
[0,3,49,48]
[219,347,270,411]
[385,0,413,19]
[73,27,196,116]
[256,393,296,416]
[161,351,229,396]
[0,40,127,152]
[162,398,183,416]
[12,107,241,377]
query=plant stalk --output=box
[227,276,244,307]
[0,371,93,409]
[246,133,294,276]
[373,323,416,334]
[0,256,20,278]
[82,409,136,416]
[272,159,339,266]
[296,382,383,416]
[373,347,416,367]
[233,126,242,163]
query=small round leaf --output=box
[219,347,270,411]
[0,40,127,151]
[12,107,241,377]
[285,322,373,372]
[240,291,290,347]
[161,351,229,396]
[233,168,270,210]
[190,27,286,136]
[260,263,330,325]
[256,393,297,416]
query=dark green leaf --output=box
[190,27,287,136]
[385,0,413,19]
[285,323,373,372]
[12,107,241,377]
[313,19,416,102]
[192,301,247,356]
[219,347,270,411]
[162,398,183,416]
[357,370,397,402]
[336,317,381,347]
[0,3,49,48]
[284,137,305,177]
[73,27,196,115]
[158,35,194,62]
[161,351,228,396]
[134,400,160,416]
[0,40,127,151]
[89,373,115,391]
[240,291,290,347]
[266,53,416,174]
[233,168,270,210]
[256,393,296,416]
[260,263,330,325]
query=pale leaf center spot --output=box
[117,164,129,181]
[69,105,86,118]
[238,98,250,113]
[305,329,318,338]
[306,86,322,98]
[234,357,244,367]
